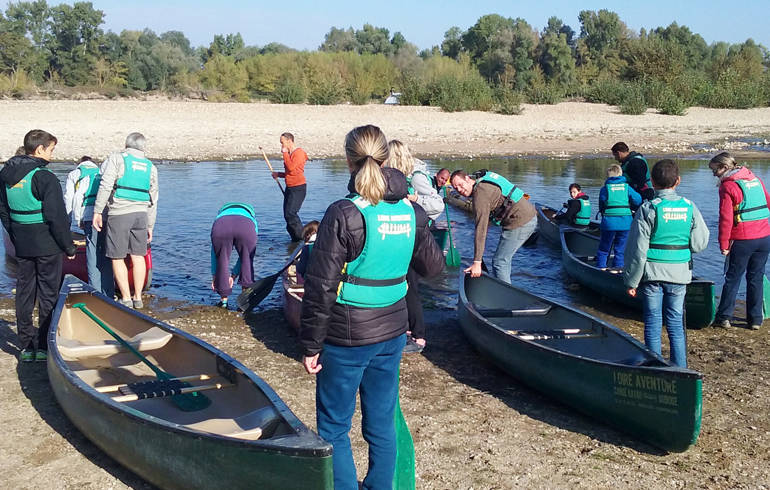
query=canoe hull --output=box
[282,272,302,331]
[49,277,333,489]
[560,229,716,329]
[459,273,702,452]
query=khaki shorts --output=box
[105,212,148,258]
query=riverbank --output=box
[0,292,767,488]
[1,100,770,162]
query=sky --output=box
[4,0,769,51]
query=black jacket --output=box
[556,194,589,226]
[0,155,76,257]
[299,167,445,355]
[622,152,654,200]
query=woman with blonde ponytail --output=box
[299,125,444,489]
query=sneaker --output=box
[35,350,47,362]
[403,338,424,354]
[713,319,731,329]
[119,298,133,308]
[132,299,144,309]
[20,349,34,363]
[750,324,761,330]
[215,300,228,309]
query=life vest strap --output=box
[9,207,42,214]
[649,244,689,250]
[115,185,150,194]
[341,274,406,287]
[734,205,767,215]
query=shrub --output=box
[428,73,493,112]
[618,83,647,115]
[270,76,305,104]
[656,88,688,116]
[494,87,524,115]
[526,83,564,104]
[584,77,627,105]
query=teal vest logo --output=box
[647,198,693,264]
[115,153,153,202]
[604,183,631,217]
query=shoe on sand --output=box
[133,299,144,309]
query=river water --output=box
[2,156,770,312]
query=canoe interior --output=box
[535,202,599,246]
[56,290,298,441]
[283,263,303,331]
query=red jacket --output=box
[717,167,770,250]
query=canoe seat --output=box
[57,327,173,360]
[185,406,282,441]
[476,304,552,317]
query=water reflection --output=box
[1,157,769,313]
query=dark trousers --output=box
[405,267,425,339]
[16,253,63,351]
[717,235,770,325]
[211,215,258,297]
[283,184,306,241]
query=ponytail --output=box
[344,125,390,205]
[355,157,386,205]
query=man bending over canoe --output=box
[450,169,536,284]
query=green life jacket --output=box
[604,182,632,217]
[6,167,47,224]
[215,202,259,232]
[647,197,694,263]
[475,171,524,225]
[114,152,153,202]
[77,163,101,207]
[622,153,652,192]
[336,196,416,308]
[573,196,592,226]
[734,178,770,224]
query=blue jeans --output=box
[492,216,537,284]
[316,334,406,490]
[83,220,115,298]
[716,235,770,326]
[640,282,687,367]
[596,229,628,268]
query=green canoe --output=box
[459,272,702,452]
[560,228,716,329]
[534,202,600,246]
[48,276,333,489]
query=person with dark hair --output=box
[63,155,114,297]
[93,132,158,309]
[449,168,536,284]
[433,168,450,191]
[709,152,770,330]
[294,220,319,279]
[0,129,76,362]
[611,141,654,200]
[624,160,709,366]
[300,125,443,489]
[554,183,591,227]
[597,164,642,269]
[272,132,308,241]
[210,202,258,309]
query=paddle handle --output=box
[443,187,458,254]
[259,146,285,195]
[72,303,167,379]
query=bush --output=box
[398,76,429,105]
[494,87,524,115]
[428,73,493,112]
[526,83,564,104]
[618,84,647,115]
[583,77,627,105]
[270,76,305,104]
[656,88,688,115]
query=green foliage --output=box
[199,54,248,100]
[583,77,628,105]
[526,67,563,104]
[270,74,305,104]
[656,87,688,115]
[494,86,524,115]
[618,83,647,114]
[305,53,344,105]
[428,71,493,112]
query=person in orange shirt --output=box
[272,132,308,241]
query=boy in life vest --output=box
[623,160,709,367]
[63,156,114,297]
[555,183,591,227]
[597,164,642,269]
[0,130,76,362]
[295,220,319,279]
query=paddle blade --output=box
[446,247,461,268]
[172,389,211,412]
[393,395,415,489]
[236,273,280,312]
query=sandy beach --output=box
[2,99,770,161]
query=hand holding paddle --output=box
[259,146,285,195]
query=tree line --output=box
[1,2,769,114]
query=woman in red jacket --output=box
[709,152,770,330]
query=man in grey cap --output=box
[93,132,158,309]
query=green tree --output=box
[354,24,393,55]
[538,27,575,85]
[47,2,105,85]
[461,14,515,61]
[320,26,358,52]
[441,26,463,59]
[199,53,248,100]
[576,9,627,76]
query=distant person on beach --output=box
[386,140,444,353]
[63,155,114,297]
[624,159,709,366]
[611,142,654,200]
[554,183,591,227]
[210,202,258,309]
[300,125,443,489]
[272,132,308,242]
[597,164,642,269]
[434,168,450,191]
[450,169,536,284]
[709,152,770,330]
[295,220,319,279]
[93,132,158,309]
[0,129,76,362]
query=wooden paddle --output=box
[259,146,285,195]
[236,245,303,312]
[442,187,461,267]
[72,303,210,411]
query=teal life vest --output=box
[6,167,47,224]
[647,197,694,263]
[573,197,592,226]
[215,202,258,232]
[114,152,153,202]
[604,182,632,217]
[622,153,652,193]
[475,171,524,225]
[336,196,416,308]
[734,178,770,224]
[76,163,100,207]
